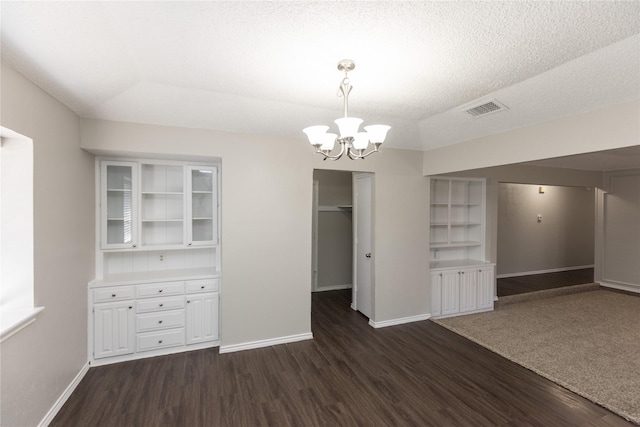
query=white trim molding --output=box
[38,362,90,427]
[219,332,313,354]
[600,280,640,294]
[0,307,45,343]
[368,314,431,329]
[496,265,594,279]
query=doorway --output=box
[311,169,374,319]
[496,182,595,297]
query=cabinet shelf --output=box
[141,218,184,222]
[431,241,482,248]
[141,191,183,195]
[429,176,486,264]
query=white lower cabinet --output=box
[430,263,495,319]
[90,277,220,365]
[93,300,135,359]
[440,270,460,316]
[185,292,219,345]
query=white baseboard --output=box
[368,313,431,329]
[39,361,90,427]
[219,332,313,354]
[496,265,594,279]
[600,281,640,294]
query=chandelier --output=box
[303,60,390,160]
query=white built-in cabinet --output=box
[429,177,495,319]
[101,161,218,250]
[430,264,494,318]
[90,158,221,366]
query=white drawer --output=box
[93,286,134,303]
[136,281,183,298]
[185,279,219,294]
[136,310,184,333]
[137,296,184,313]
[137,328,185,352]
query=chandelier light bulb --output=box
[321,133,338,151]
[302,125,329,147]
[352,132,370,150]
[363,125,391,144]
[335,117,363,139]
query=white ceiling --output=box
[1,1,639,152]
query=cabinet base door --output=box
[186,293,219,345]
[94,302,135,359]
[477,268,495,310]
[440,272,460,316]
[459,269,478,313]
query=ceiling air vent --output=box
[464,99,508,118]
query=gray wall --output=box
[443,164,603,276]
[314,170,353,291]
[80,118,431,343]
[423,100,639,175]
[315,169,352,206]
[1,63,95,427]
[497,183,595,276]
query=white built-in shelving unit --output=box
[429,177,494,318]
[89,158,221,366]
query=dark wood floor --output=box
[52,288,630,426]
[497,268,595,297]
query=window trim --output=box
[1,307,44,343]
[1,126,42,343]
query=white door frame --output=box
[311,180,319,291]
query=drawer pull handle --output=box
[201,286,205,289]
[111,294,116,297]
[159,303,164,307]
[158,320,163,324]
[158,289,163,293]
[187,300,191,304]
[129,306,132,309]
[158,340,163,344]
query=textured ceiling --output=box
[1,1,639,151]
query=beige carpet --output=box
[433,288,640,424]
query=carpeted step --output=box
[495,282,600,308]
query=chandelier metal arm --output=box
[316,138,347,161]
[347,143,382,160]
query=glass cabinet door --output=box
[187,166,218,246]
[101,161,138,249]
